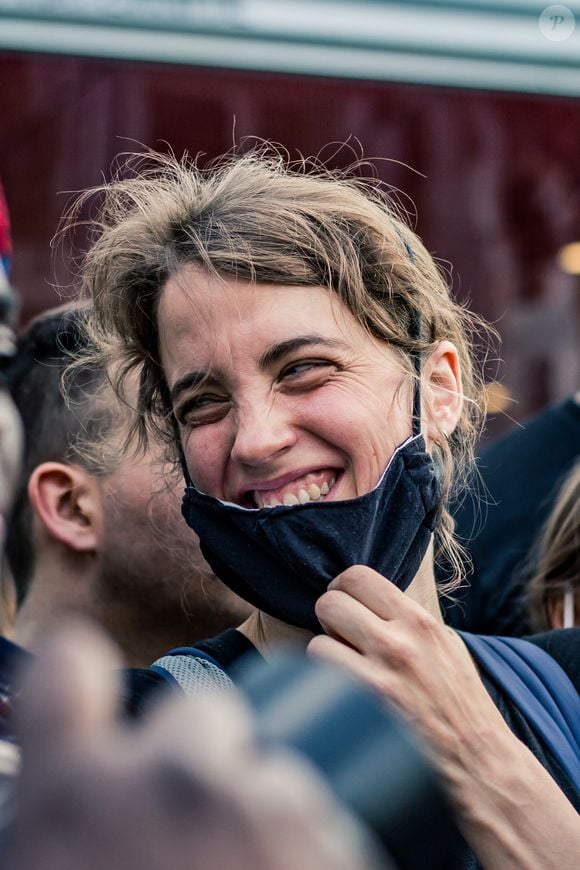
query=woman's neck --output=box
[237,610,314,658]
[404,544,445,623]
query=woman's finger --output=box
[307,633,405,710]
[307,633,383,692]
[315,588,392,653]
[328,565,429,624]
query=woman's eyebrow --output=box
[170,370,221,405]
[258,335,347,370]
[170,336,346,403]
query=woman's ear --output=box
[28,462,105,554]
[423,340,463,442]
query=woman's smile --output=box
[238,467,341,508]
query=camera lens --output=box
[236,654,461,870]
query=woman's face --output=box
[158,266,413,508]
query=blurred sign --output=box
[0,1,579,96]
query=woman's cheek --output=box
[185,425,231,495]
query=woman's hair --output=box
[64,146,494,591]
[527,461,580,631]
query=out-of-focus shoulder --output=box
[524,629,580,692]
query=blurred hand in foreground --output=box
[5,622,379,870]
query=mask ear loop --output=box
[398,233,422,440]
[409,311,422,439]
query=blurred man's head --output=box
[0,251,22,635]
[3,305,251,665]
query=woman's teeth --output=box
[254,477,334,508]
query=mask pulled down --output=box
[181,434,442,633]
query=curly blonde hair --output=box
[65,147,494,591]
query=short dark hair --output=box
[2,306,110,604]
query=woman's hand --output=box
[308,566,510,790]
[308,566,580,870]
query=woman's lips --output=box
[237,468,340,508]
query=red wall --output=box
[1,51,579,433]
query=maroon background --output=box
[1,51,579,436]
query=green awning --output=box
[0,0,579,96]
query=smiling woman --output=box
[67,148,580,870]
[73,149,482,598]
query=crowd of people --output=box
[0,150,578,868]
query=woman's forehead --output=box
[157,265,361,354]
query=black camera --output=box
[236,654,461,870]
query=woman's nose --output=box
[230,401,297,467]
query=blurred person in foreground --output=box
[3,623,379,870]
[70,149,579,870]
[0,251,23,794]
[1,305,251,670]
[0,287,19,548]
[0,181,17,635]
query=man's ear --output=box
[423,340,463,443]
[28,462,104,554]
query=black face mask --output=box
[181,432,442,633]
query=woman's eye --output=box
[280,360,337,384]
[176,396,230,427]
